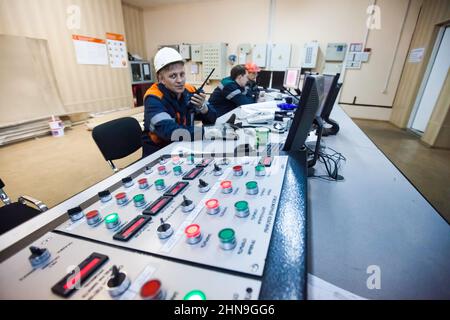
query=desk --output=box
[308,106,450,299]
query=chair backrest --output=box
[92,117,142,161]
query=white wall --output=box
[142,0,422,120]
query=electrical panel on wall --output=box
[179,44,191,60]
[325,43,348,62]
[270,43,291,71]
[202,43,228,80]
[237,43,251,64]
[191,44,203,62]
[302,41,319,68]
[252,44,267,67]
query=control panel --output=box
[55,154,288,277]
[202,43,228,80]
[0,233,261,300]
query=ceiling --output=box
[123,0,217,9]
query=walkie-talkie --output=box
[187,68,215,123]
[195,68,215,94]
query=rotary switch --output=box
[181,195,195,213]
[198,179,210,193]
[213,164,223,176]
[107,265,131,298]
[157,218,174,239]
[28,246,51,268]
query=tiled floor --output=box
[354,119,450,223]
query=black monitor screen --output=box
[271,71,285,90]
[316,74,337,116]
[256,70,271,89]
[283,75,324,151]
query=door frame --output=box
[407,25,449,135]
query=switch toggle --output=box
[28,246,51,268]
[198,179,210,193]
[213,164,223,176]
[157,218,174,239]
[181,195,195,213]
[107,265,131,298]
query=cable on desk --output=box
[307,146,346,181]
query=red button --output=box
[205,199,219,209]
[220,181,232,189]
[86,210,99,219]
[138,178,148,184]
[185,224,201,238]
[115,192,126,200]
[158,166,166,171]
[140,279,162,299]
[233,165,242,171]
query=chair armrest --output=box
[18,196,48,212]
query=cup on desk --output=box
[255,127,270,146]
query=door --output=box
[410,26,450,133]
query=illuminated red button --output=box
[233,165,243,176]
[140,279,165,300]
[205,199,220,215]
[185,224,202,244]
[220,180,233,194]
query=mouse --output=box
[234,143,255,155]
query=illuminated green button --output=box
[218,228,235,243]
[105,213,120,229]
[184,290,206,300]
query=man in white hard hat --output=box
[142,47,217,157]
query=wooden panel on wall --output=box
[122,2,146,60]
[422,70,450,148]
[0,0,133,116]
[390,0,450,128]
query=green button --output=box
[133,194,144,202]
[183,290,206,300]
[105,213,119,223]
[246,181,258,189]
[155,179,164,186]
[218,228,235,243]
[173,165,181,172]
[235,201,249,211]
[255,165,265,171]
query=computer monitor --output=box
[283,68,302,89]
[282,75,324,151]
[320,74,341,120]
[271,71,285,90]
[316,73,339,116]
[256,70,271,89]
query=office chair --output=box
[92,117,142,172]
[0,178,48,235]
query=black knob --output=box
[214,164,221,171]
[122,177,132,184]
[157,218,171,232]
[29,246,45,257]
[108,265,126,288]
[98,190,110,198]
[182,195,192,206]
[67,206,82,217]
[198,179,208,187]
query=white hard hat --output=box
[154,47,184,74]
